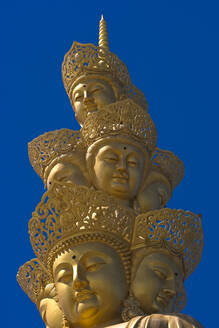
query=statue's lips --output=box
[112,175,128,183]
[156,294,169,309]
[75,290,95,302]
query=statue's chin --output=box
[79,306,99,319]
[76,299,99,319]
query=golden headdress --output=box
[17,182,203,306]
[131,208,203,279]
[17,182,135,304]
[82,98,157,153]
[28,182,135,271]
[28,129,86,183]
[62,16,148,112]
[151,148,185,190]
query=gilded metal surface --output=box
[17,16,204,328]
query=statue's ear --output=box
[39,298,63,328]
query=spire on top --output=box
[98,14,109,50]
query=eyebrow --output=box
[81,251,109,264]
[54,263,72,278]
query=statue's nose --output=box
[163,279,177,298]
[72,265,88,290]
[83,90,93,103]
[116,158,127,172]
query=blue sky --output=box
[1,1,218,327]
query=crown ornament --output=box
[28,182,135,269]
[151,148,185,190]
[131,208,204,279]
[28,129,86,182]
[18,182,203,310]
[82,99,157,152]
[17,258,50,305]
[62,17,148,112]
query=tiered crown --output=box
[18,182,203,307]
[131,208,203,279]
[151,148,185,190]
[62,16,148,112]
[29,182,135,269]
[28,129,86,182]
[82,99,157,152]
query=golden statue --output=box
[17,16,204,328]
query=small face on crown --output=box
[131,251,184,314]
[92,140,147,206]
[53,242,128,327]
[71,78,117,125]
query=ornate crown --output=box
[151,148,185,190]
[29,182,135,271]
[131,208,203,279]
[81,99,157,152]
[62,16,148,112]
[28,129,86,182]
[17,258,50,305]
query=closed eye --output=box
[57,274,72,284]
[154,269,167,280]
[86,262,106,272]
[104,157,118,163]
[91,88,101,94]
[127,160,138,167]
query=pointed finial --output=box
[98,14,109,50]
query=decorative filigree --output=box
[81,99,157,152]
[28,129,86,181]
[16,258,50,305]
[29,181,136,267]
[62,42,131,95]
[132,208,203,278]
[151,148,185,189]
[62,42,148,112]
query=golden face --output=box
[132,252,183,314]
[72,78,116,125]
[93,141,146,204]
[47,162,89,189]
[53,242,128,328]
[137,181,171,212]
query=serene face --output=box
[72,78,116,125]
[137,181,171,212]
[47,162,89,190]
[93,141,146,203]
[53,242,128,328]
[132,252,183,314]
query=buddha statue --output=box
[28,100,185,212]
[81,99,157,208]
[28,98,157,209]
[120,208,204,327]
[62,16,148,126]
[17,182,134,328]
[18,16,205,328]
[17,184,204,328]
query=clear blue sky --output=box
[1,1,218,327]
